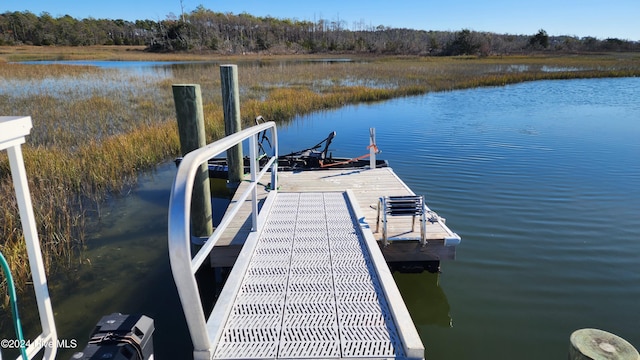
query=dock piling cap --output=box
[569,328,639,360]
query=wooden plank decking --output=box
[210,167,459,267]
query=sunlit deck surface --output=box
[211,167,459,267]
[208,190,423,359]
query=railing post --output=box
[172,84,213,239]
[249,134,258,231]
[220,64,244,187]
[271,126,278,191]
[1,116,57,359]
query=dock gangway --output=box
[168,121,424,360]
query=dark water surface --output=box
[6,77,638,359]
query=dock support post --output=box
[172,84,214,239]
[569,328,639,360]
[220,64,244,187]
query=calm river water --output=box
[6,75,639,359]
[276,77,640,359]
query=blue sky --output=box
[3,0,639,41]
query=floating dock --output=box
[211,167,460,268]
[168,122,460,360]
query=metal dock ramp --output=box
[169,122,424,360]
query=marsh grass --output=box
[1,48,640,294]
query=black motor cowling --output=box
[71,313,154,360]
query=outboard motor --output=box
[71,313,154,360]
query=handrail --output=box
[1,116,57,360]
[168,121,278,360]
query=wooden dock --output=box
[211,167,460,267]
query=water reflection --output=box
[18,60,188,77]
[394,272,452,328]
[18,58,358,76]
[490,64,588,73]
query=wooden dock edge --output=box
[346,189,426,359]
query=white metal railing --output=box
[0,116,57,360]
[167,121,278,360]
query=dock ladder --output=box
[168,122,424,360]
[377,195,428,246]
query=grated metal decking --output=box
[208,191,423,360]
[214,192,403,359]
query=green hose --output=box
[0,251,29,360]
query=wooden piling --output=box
[172,84,214,238]
[569,328,639,360]
[220,64,244,187]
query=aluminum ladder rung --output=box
[376,195,428,246]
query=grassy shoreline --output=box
[1,46,640,296]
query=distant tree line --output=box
[1,7,638,55]
[0,11,155,46]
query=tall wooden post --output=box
[172,84,213,238]
[220,64,244,187]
